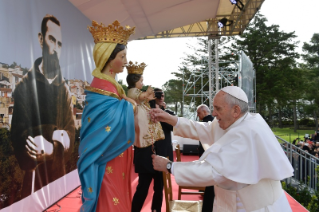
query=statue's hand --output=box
[146,86,154,95]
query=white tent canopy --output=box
[69,0,266,40]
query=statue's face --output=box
[136,75,143,90]
[110,48,127,74]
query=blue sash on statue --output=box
[77,90,135,212]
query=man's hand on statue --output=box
[52,130,70,150]
[152,154,170,173]
[150,108,178,126]
[25,135,53,160]
[150,108,169,122]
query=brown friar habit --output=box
[11,57,75,198]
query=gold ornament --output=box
[126,61,147,75]
[105,126,111,132]
[87,20,135,45]
[113,197,119,205]
[106,166,113,174]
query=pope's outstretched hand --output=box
[149,108,178,126]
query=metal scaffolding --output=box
[182,39,256,119]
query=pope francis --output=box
[151,86,293,212]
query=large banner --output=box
[0,1,94,211]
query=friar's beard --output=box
[42,47,60,79]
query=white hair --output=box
[223,92,248,114]
[197,104,210,113]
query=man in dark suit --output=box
[196,104,214,212]
[132,88,174,212]
[153,88,175,161]
[197,104,214,157]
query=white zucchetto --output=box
[220,86,248,103]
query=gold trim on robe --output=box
[85,86,120,100]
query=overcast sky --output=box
[117,0,319,88]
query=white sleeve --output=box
[173,117,215,146]
[172,160,228,187]
[174,117,180,127]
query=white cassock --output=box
[172,113,294,212]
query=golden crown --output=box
[126,61,147,75]
[87,20,135,45]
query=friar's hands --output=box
[152,154,170,173]
[52,130,70,150]
[25,135,53,162]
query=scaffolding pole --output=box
[208,38,212,112]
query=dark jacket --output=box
[198,115,214,157]
[155,109,175,161]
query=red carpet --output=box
[46,152,307,212]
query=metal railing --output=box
[278,136,318,192]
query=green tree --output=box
[226,12,300,122]
[162,79,183,115]
[302,33,319,130]
[302,33,319,70]
[166,37,233,116]
[8,62,17,68]
[118,79,128,94]
[0,129,24,208]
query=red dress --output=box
[96,148,133,211]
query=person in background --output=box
[151,88,175,162]
[197,104,214,157]
[292,138,299,145]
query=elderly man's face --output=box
[40,20,62,79]
[43,20,62,59]
[197,109,206,121]
[212,91,237,130]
